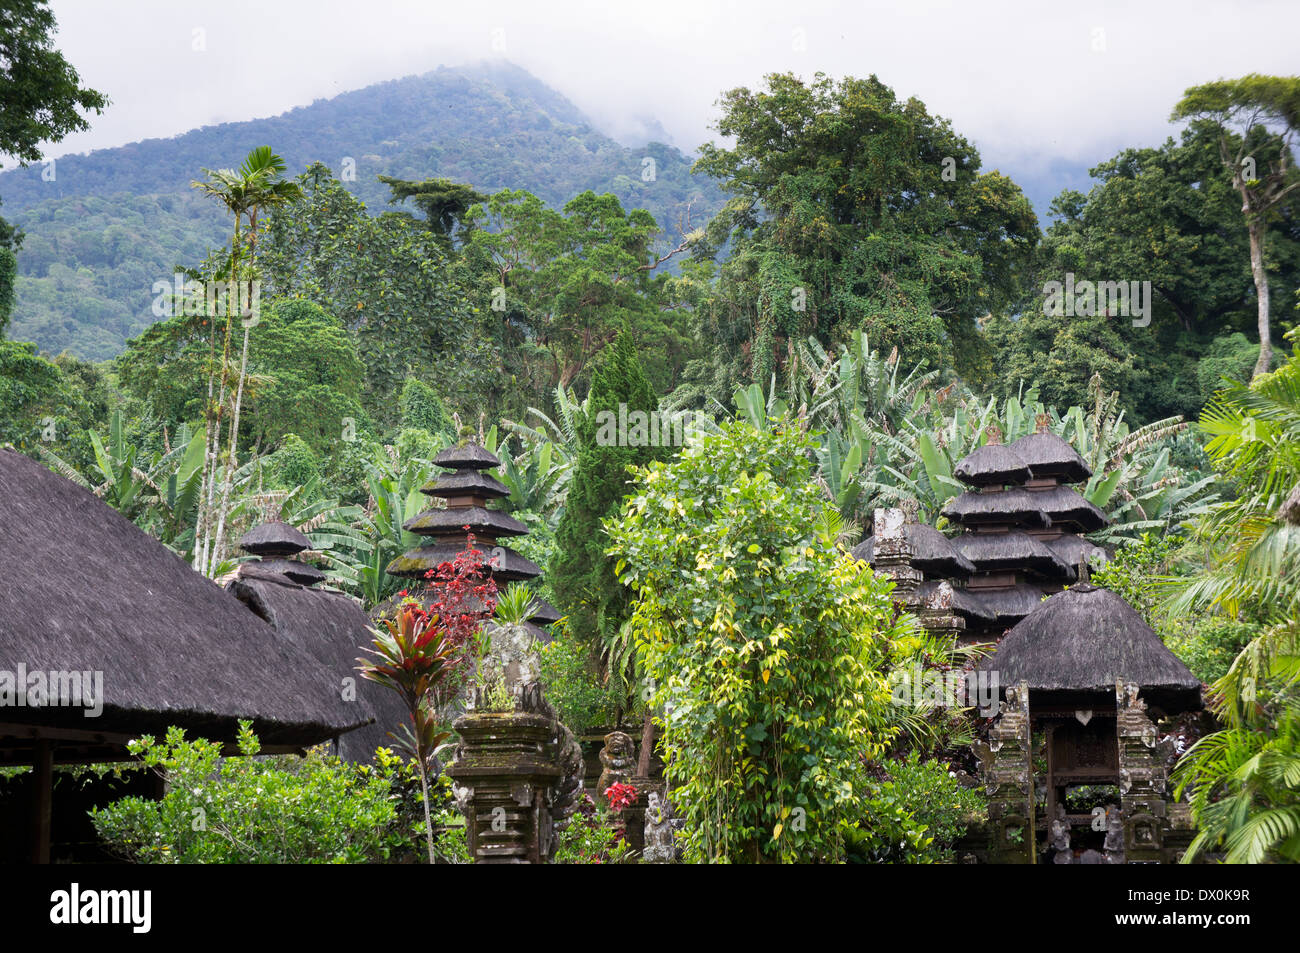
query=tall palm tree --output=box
[191,146,302,574]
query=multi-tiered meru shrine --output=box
[386,442,560,635]
[857,415,1109,643]
[942,415,1108,643]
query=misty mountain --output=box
[2,61,720,360]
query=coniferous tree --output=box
[550,330,664,652]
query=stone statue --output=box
[1103,805,1125,863]
[642,790,675,863]
[1050,804,1071,864]
[597,730,636,794]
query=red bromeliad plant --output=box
[357,538,499,863]
[359,600,460,864]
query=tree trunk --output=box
[210,317,252,571]
[637,708,654,777]
[1248,219,1272,378]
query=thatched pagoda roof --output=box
[387,542,541,583]
[421,470,511,500]
[1024,485,1108,532]
[964,584,1049,627]
[404,505,528,538]
[981,584,1202,713]
[953,443,1032,487]
[527,597,562,625]
[238,520,312,557]
[1044,534,1109,573]
[433,443,502,471]
[941,487,1052,527]
[0,448,371,756]
[227,573,407,762]
[852,522,975,577]
[1008,431,1092,483]
[954,532,1075,580]
[241,557,327,587]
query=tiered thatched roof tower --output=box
[386,442,560,632]
[941,416,1107,642]
[236,520,325,586]
[853,505,994,633]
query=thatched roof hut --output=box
[227,570,408,762]
[853,522,975,577]
[0,448,372,762]
[982,584,1202,713]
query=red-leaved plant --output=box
[358,536,497,863]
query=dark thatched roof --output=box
[981,584,1202,713]
[941,488,1052,528]
[238,520,312,557]
[421,470,510,500]
[432,443,501,471]
[963,584,1050,625]
[527,597,562,625]
[953,443,1031,487]
[915,580,996,622]
[404,505,528,538]
[1024,485,1108,532]
[852,522,975,577]
[227,574,408,762]
[1044,533,1109,573]
[954,532,1075,580]
[387,542,541,583]
[1008,431,1093,483]
[242,558,327,587]
[0,448,371,750]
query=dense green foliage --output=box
[550,331,665,649]
[685,72,1038,396]
[1166,338,1300,862]
[608,420,918,862]
[90,725,404,864]
[1,63,719,360]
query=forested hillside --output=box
[2,60,719,358]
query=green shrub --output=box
[538,634,622,735]
[399,377,454,437]
[1165,617,1258,684]
[552,793,633,864]
[272,433,320,488]
[608,419,912,862]
[91,723,405,864]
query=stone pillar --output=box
[978,680,1036,864]
[1116,680,1168,863]
[873,507,922,606]
[917,580,966,641]
[447,684,581,863]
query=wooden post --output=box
[29,741,53,864]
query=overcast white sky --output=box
[32,0,1300,180]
